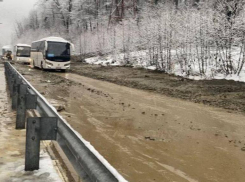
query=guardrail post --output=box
[25,117,57,171]
[25,117,40,170]
[12,76,22,110]
[9,73,16,96]
[4,62,9,80]
[16,84,28,129]
[16,84,37,129]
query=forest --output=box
[13,0,245,79]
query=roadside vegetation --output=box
[13,0,245,80]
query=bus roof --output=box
[32,37,71,44]
[16,44,31,47]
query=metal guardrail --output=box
[4,62,127,182]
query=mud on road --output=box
[71,62,245,113]
[13,63,245,182]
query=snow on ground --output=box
[85,50,152,68]
[174,64,245,82]
[0,150,62,182]
[84,48,245,83]
[0,64,63,182]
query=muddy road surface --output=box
[13,63,245,182]
[71,62,245,113]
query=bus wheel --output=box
[41,62,44,71]
[33,60,37,68]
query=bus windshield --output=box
[17,46,31,57]
[46,42,70,62]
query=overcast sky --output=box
[0,0,37,47]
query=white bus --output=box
[13,44,31,64]
[31,37,72,71]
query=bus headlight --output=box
[64,63,70,67]
[46,61,53,66]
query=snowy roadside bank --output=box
[84,49,245,83]
[0,65,64,182]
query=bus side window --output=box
[40,41,45,55]
[37,42,40,52]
